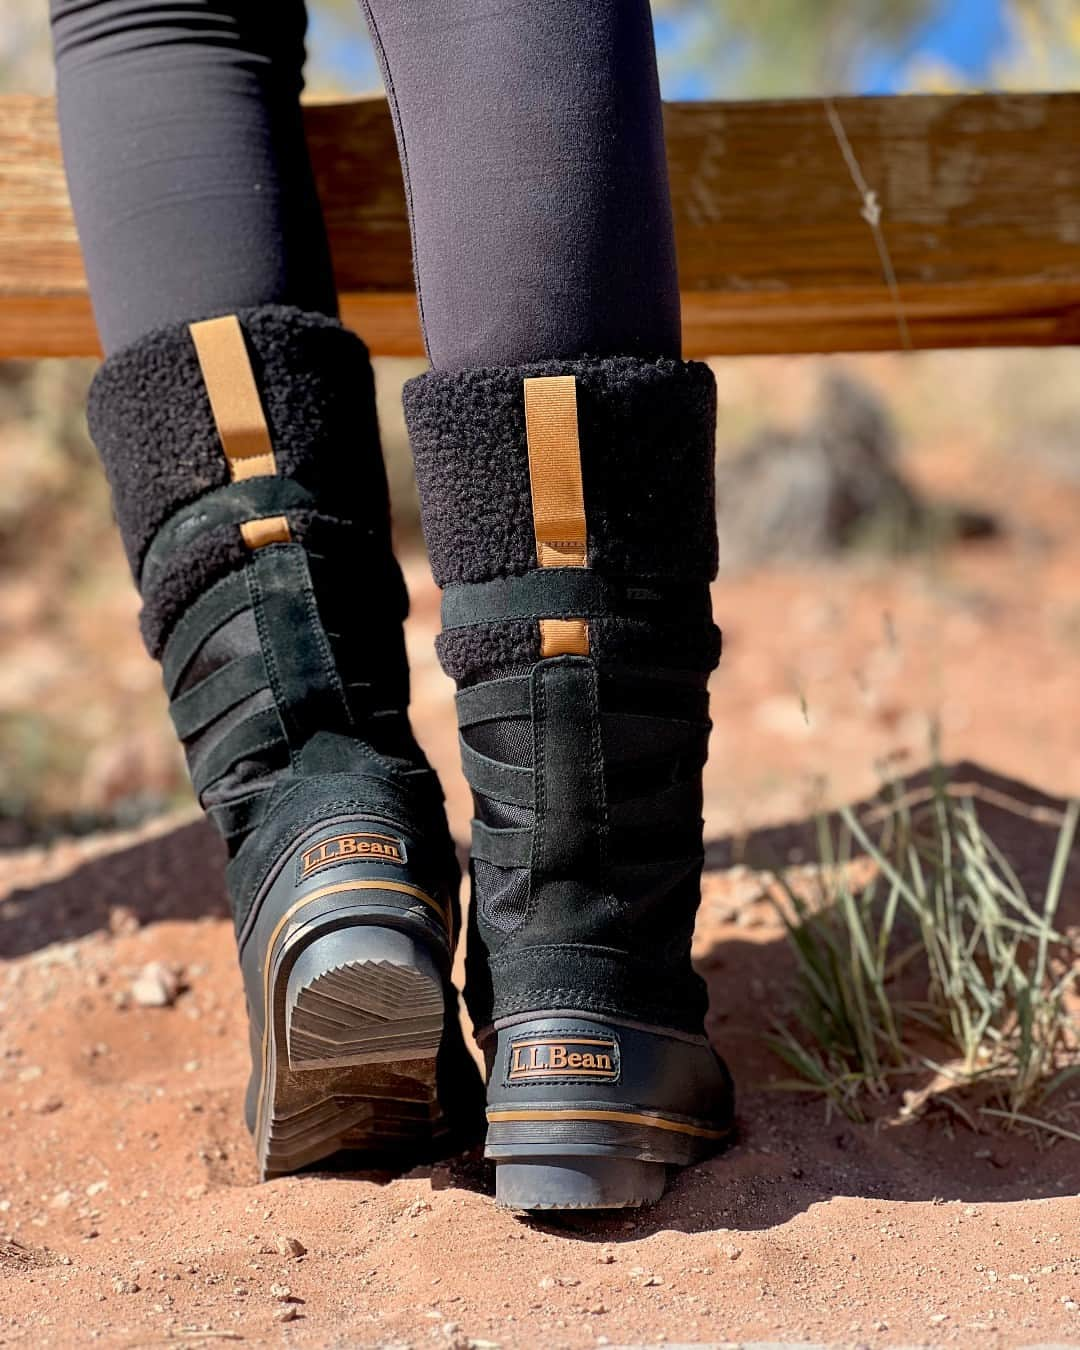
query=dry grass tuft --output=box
[769,763,1080,1142]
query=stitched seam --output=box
[248,554,294,768]
[587,662,615,923]
[525,666,545,932]
[295,550,355,737]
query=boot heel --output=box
[482,1015,734,1210]
[286,926,445,1070]
[495,1157,667,1211]
[257,919,456,1179]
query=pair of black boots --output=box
[88,305,733,1211]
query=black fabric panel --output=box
[161,570,252,696]
[169,649,267,740]
[460,717,533,768]
[403,354,718,589]
[458,740,534,809]
[470,822,532,869]
[455,676,532,728]
[174,607,260,698]
[473,796,533,831]
[472,860,530,936]
[191,704,285,797]
[181,687,276,776]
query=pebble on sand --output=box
[131,962,180,1008]
[275,1236,306,1258]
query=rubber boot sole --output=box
[253,913,468,1179]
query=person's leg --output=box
[360,0,682,371]
[51,0,337,355]
[377,1,735,1210]
[49,0,481,1177]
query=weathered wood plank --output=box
[3,92,1080,359]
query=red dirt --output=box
[1,440,1078,1348]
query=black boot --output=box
[87,305,483,1178]
[404,356,735,1210]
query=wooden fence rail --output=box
[2,92,1080,359]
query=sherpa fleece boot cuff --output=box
[87,305,393,656]
[403,355,720,682]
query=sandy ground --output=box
[1,441,1079,1348]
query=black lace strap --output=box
[441,569,712,631]
[141,478,316,593]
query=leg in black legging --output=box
[50,0,337,356]
[52,0,677,369]
[361,0,681,370]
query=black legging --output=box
[49,0,681,370]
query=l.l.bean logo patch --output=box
[298,831,407,882]
[506,1034,620,1084]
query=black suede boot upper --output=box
[403,355,720,1036]
[88,305,456,935]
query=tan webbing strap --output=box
[523,375,589,657]
[240,516,292,549]
[190,315,278,483]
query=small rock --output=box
[131,963,180,1009]
[275,1236,306,1258]
[273,1304,299,1323]
[112,1278,140,1295]
[642,1274,662,1287]
[269,1284,292,1300]
[722,1243,742,1261]
[108,907,140,937]
[32,1095,63,1115]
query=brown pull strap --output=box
[523,375,589,657]
[190,315,278,482]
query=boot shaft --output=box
[404,355,721,1035]
[87,306,448,922]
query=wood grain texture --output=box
[3,92,1080,359]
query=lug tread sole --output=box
[287,957,444,1067]
[256,925,450,1180]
